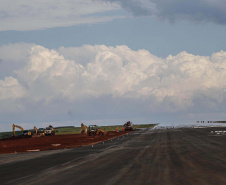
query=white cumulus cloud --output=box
[1,43,226,127]
[13,44,226,109]
[0,43,35,78]
[0,76,26,101]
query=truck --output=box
[44,125,55,135]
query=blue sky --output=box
[1,0,226,131]
[1,17,226,57]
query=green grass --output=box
[55,127,81,135]
[98,125,122,131]
[0,131,24,139]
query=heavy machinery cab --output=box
[37,128,45,135]
[89,125,98,131]
[22,130,32,136]
[88,125,98,136]
[38,128,44,133]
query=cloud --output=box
[0,0,119,31]
[0,76,26,101]
[0,43,34,62]
[0,43,35,79]
[103,0,226,24]
[16,45,85,102]
[1,43,226,128]
[2,0,226,32]
[11,44,226,108]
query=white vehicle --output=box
[44,125,55,135]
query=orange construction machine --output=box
[81,123,108,136]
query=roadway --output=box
[1,127,226,185]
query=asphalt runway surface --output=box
[0,127,226,185]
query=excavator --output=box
[33,126,45,136]
[87,125,108,136]
[12,124,32,137]
[81,123,108,136]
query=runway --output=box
[1,127,226,185]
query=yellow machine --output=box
[81,123,108,136]
[12,124,32,136]
[33,126,45,136]
[87,125,108,136]
[81,123,88,134]
[34,126,38,135]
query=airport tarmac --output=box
[0,127,226,185]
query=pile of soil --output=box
[0,131,130,154]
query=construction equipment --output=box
[12,124,32,137]
[123,121,133,131]
[34,126,38,135]
[33,126,45,136]
[44,125,55,135]
[22,130,32,136]
[37,128,45,136]
[87,125,108,136]
[81,123,88,134]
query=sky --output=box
[1,0,226,131]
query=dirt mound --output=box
[0,131,130,154]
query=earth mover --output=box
[87,125,108,136]
[33,126,45,136]
[123,121,133,131]
[12,124,32,137]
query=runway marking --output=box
[51,144,61,146]
[26,149,40,152]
